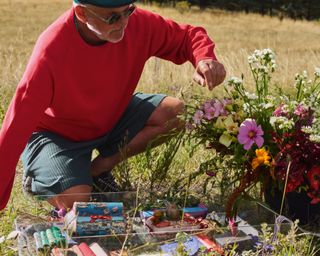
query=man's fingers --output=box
[207,63,217,90]
[197,62,214,89]
[193,72,205,86]
[215,63,227,85]
[207,61,226,88]
[194,60,226,90]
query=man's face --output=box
[83,4,135,43]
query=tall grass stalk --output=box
[279,161,292,216]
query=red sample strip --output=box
[78,242,96,256]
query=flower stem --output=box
[280,161,292,215]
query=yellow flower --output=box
[251,148,271,170]
[214,116,238,133]
[214,116,225,129]
[224,115,239,134]
[219,132,233,147]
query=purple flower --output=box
[205,170,216,177]
[213,101,225,117]
[185,122,195,131]
[201,99,231,120]
[51,207,67,218]
[203,101,215,120]
[222,98,232,105]
[57,208,67,217]
[193,110,204,124]
[262,244,274,252]
[237,119,264,150]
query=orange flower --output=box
[251,148,271,170]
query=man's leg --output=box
[90,96,184,177]
[22,95,183,209]
[22,132,102,209]
[48,185,92,209]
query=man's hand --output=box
[193,59,226,90]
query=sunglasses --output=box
[83,4,136,25]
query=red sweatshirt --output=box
[0,7,216,209]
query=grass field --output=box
[0,0,320,254]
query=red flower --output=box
[286,176,303,193]
[307,191,320,204]
[307,166,320,191]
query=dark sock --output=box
[92,171,121,192]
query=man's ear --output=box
[74,5,87,23]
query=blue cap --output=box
[73,0,136,7]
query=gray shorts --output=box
[21,92,166,198]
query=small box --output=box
[75,215,126,236]
[140,204,208,220]
[74,202,123,216]
[65,202,126,236]
[144,217,201,233]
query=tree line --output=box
[139,0,320,20]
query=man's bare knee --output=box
[162,97,185,117]
[47,185,92,209]
[148,97,185,126]
[160,97,185,130]
[172,98,185,116]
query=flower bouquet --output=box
[186,49,320,221]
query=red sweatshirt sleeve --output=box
[0,51,53,210]
[142,10,216,66]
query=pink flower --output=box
[193,110,204,124]
[237,119,264,150]
[202,99,231,120]
[213,100,225,117]
[228,217,238,236]
[294,104,308,117]
[273,104,287,117]
[203,101,215,120]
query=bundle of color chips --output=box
[33,226,66,251]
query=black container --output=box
[264,185,320,225]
